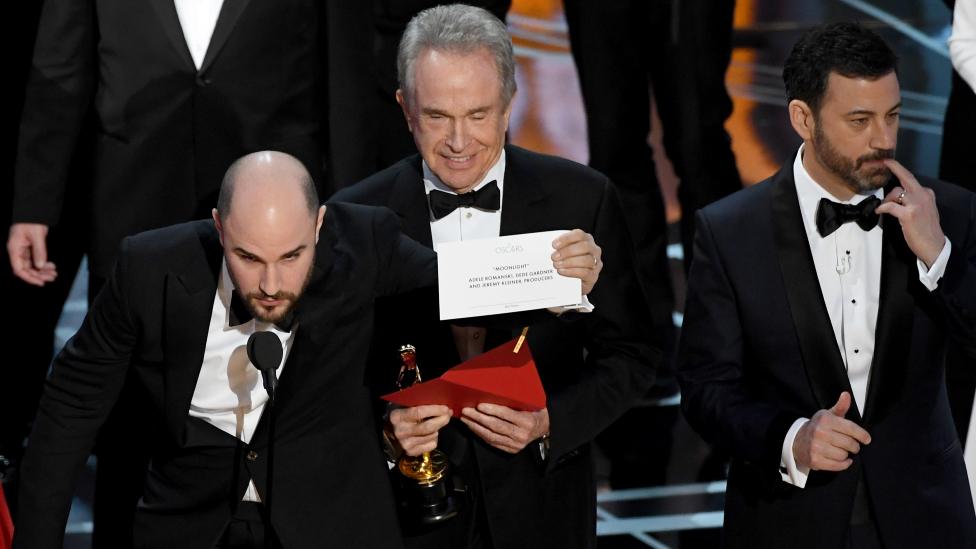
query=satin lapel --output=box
[861,214,915,426]
[770,168,859,419]
[148,0,195,70]
[199,0,253,74]
[163,223,223,443]
[499,147,548,236]
[387,156,434,247]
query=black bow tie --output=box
[815,196,882,237]
[229,290,295,332]
[427,180,501,220]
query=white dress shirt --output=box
[173,0,224,70]
[424,151,507,252]
[423,150,592,359]
[188,262,296,501]
[950,0,976,93]
[424,153,506,360]
[779,145,951,487]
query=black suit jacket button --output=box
[196,76,211,87]
[246,450,259,461]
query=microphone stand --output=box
[263,372,277,549]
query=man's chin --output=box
[249,301,294,324]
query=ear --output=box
[395,89,414,133]
[789,99,815,142]
[314,205,326,244]
[501,91,515,129]
[212,208,225,246]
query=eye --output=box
[239,253,257,263]
[850,118,868,128]
[471,112,487,121]
[887,112,900,122]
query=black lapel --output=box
[499,146,548,236]
[148,0,195,70]
[387,155,434,248]
[861,202,916,425]
[199,0,253,74]
[770,168,860,420]
[163,222,224,442]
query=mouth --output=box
[255,298,284,309]
[441,153,476,166]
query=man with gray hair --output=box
[334,4,661,548]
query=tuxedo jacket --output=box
[333,145,660,548]
[12,0,327,279]
[677,166,976,548]
[13,203,436,549]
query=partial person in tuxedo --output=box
[333,5,661,548]
[678,23,976,548]
[939,0,976,483]
[0,0,89,515]
[13,151,430,549]
[5,2,350,544]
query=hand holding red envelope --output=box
[382,338,546,417]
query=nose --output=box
[259,265,280,297]
[870,118,896,151]
[445,118,469,152]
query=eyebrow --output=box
[845,102,902,117]
[421,106,492,116]
[233,245,307,262]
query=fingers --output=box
[835,418,872,446]
[552,230,601,266]
[25,227,48,269]
[883,159,921,192]
[7,223,56,286]
[389,405,452,455]
[551,229,590,253]
[460,404,538,453]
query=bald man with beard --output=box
[13,151,603,549]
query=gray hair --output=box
[398,4,517,107]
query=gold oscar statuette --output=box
[392,345,463,525]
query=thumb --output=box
[829,392,851,417]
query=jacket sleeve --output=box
[12,0,97,226]
[545,181,662,469]
[373,206,438,297]
[932,190,976,356]
[676,209,797,476]
[13,237,138,549]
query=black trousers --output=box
[216,502,282,549]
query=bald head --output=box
[216,151,319,222]
[213,151,325,324]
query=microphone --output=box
[247,331,283,397]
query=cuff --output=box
[917,237,951,291]
[779,417,811,488]
[555,295,594,314]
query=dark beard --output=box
[813,123,894,194]
[231,254,315,324]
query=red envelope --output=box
[381,339,546,417]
